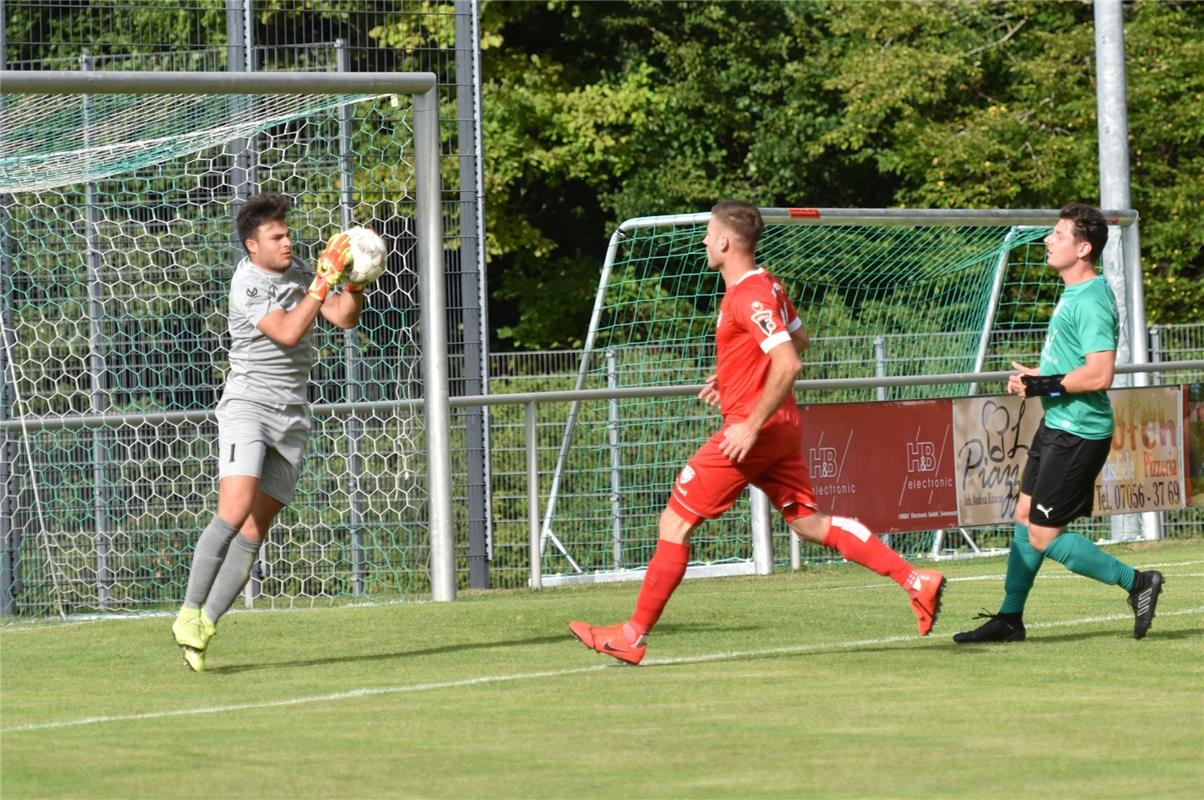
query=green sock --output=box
[1043,531,1136,590]
[999,523,1045,615]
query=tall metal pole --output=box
[1094,0,1157,541]
[335,39,367,596]
[454,0,490,588]
[226,0,254,222]
[81,54,114,609]
[415,88,456,601]
[0,0,16,617]
[226,0,260,608]
[0,195,14,617]
[468,0,495,584]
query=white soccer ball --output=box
[344,226,387,286]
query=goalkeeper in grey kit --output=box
[172,192,369,672]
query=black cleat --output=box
[1128,570,1164,640]
[952,612,1026,644]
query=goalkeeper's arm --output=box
[257,297,324,348]
[257,232,360,346]
[320,286,364,329]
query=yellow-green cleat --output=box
[180,645,206,672]
[198,611,217,649]
[172,607,204,649]
[171,607,218,672]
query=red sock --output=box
[628,539,689,636]
[823,516,917,591]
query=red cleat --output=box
[908,569,946,636]
[568,620,647,665]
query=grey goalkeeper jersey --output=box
[221,256,316,407]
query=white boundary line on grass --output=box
[5,605,1203,736]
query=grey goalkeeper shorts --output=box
[215,397,312,505]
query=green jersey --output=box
[1037,275,1118,440]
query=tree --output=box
[480,0,1202,348]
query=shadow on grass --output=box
[637,624,1200,667]
[944,624,1200,652]
[206,622,760,674]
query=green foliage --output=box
[481,0,1204,347]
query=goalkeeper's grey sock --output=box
[202,533,261,624]
[183,515,240,608]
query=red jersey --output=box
[714,268,802,423]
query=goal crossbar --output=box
[0,70,436,96]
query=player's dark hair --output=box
[1059,202,1108,265]
[237,192,291,253]
[711,200,764,250]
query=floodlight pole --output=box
[1095,0,1158,541]
[455,0,491,589]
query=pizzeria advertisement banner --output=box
[950,385,1186,525]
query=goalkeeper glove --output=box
[308,231,353,302]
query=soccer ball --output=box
[344,226,387,286]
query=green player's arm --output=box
[1060,350,1115,392]
[1010,350,1115,396]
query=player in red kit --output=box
[568,201,947,665]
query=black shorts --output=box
[1021,419,1112,529]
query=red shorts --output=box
[667,417,819,526]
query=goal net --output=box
[1,78,434,617]
[539,209,1137,582]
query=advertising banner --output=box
[951,395,1043,526]
[798,399,958,533]
[1097,385,1188,515]
[951,386,1188,526]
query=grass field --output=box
[2,539,1202,799]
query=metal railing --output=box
[475,360,1204,588]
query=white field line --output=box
[3,559,1203,634]
[5,605,1203,736]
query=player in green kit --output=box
[954,203,1163,644]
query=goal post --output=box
[0,70,456,616]
[538,207,1144,584]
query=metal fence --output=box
[484,323,1203,589]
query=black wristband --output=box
[1021,373,1067,398]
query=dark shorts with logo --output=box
[1020,419,1112,529]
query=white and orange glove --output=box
[307,231,352,302]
